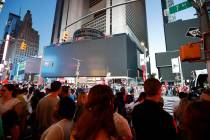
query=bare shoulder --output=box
[95,129,116,140]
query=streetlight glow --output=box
[140,41,145,46]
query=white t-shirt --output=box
[41,119,73,140]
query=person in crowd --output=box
[15,88,30,138]
[115,87,127,118]
[0,84,24,140]
[113,110,133,140]
[60,86,70,99]
[113,94,133,140]
[178,92,188,99]
[132,78,177,140]
[0,84,22,115]
[73,84,132,140]
[173,92,187,113]
[35,81,62,138]
[183,101,210,140]
[200,88,210,101]
[159,96,164,108]
[74,91,88,122]
[2,109,20,140]
[124,94,135,124]
[129,91,147,113]
[125,95,134,112]
[174,92,197,140]
[41,97,76,140]
[69,88,76,101]
[0,84,27,138]
[28,89,45,140]
[137,92,146,104]
[45,87,51,95]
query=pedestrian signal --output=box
[20,41,27,50]
[179,43,201,62]
[62,31,69,42]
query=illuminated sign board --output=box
[73,28,105,41]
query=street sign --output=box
[185,27,202,38]
[168,1,192,15]
[171,58,180,73]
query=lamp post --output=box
[127,68,132,78]
[72,58,82,86]
[141,41,148,81]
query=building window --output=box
[94,10,106,19]
[89,0,102,8]
[82,13,106,33]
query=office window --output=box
[89,0,102,8]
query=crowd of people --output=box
[0,78,209,140]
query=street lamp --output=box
[127,69,132,78]
[140,41,145,47]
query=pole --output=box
[144,47,148,79]
[75,61,80,86]
[38,55,43,85]
[72,58,82,86]
[16,62,19,81]
[198,2,210,86]
[189,0,210,86]
[178,56,184,85]
[2,34,10,63]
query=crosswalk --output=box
[162,96,180,116]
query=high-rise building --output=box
[1,10,39,65]
[0,13,21,61]
[51,0,148,51]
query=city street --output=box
[0,0,210,140]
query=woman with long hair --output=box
[73,91,87,122]
[73,84,118,140]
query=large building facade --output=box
[0,10,39,80]
[43,33,142,80]
[51,0,148,51]
[48,0,149,81]
[1,10,39,64]
[0,13,21,62]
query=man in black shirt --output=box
[132,78,177,140]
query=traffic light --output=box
[179,43,201,62]
[62,31,69,42]
[20,41,27,50]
